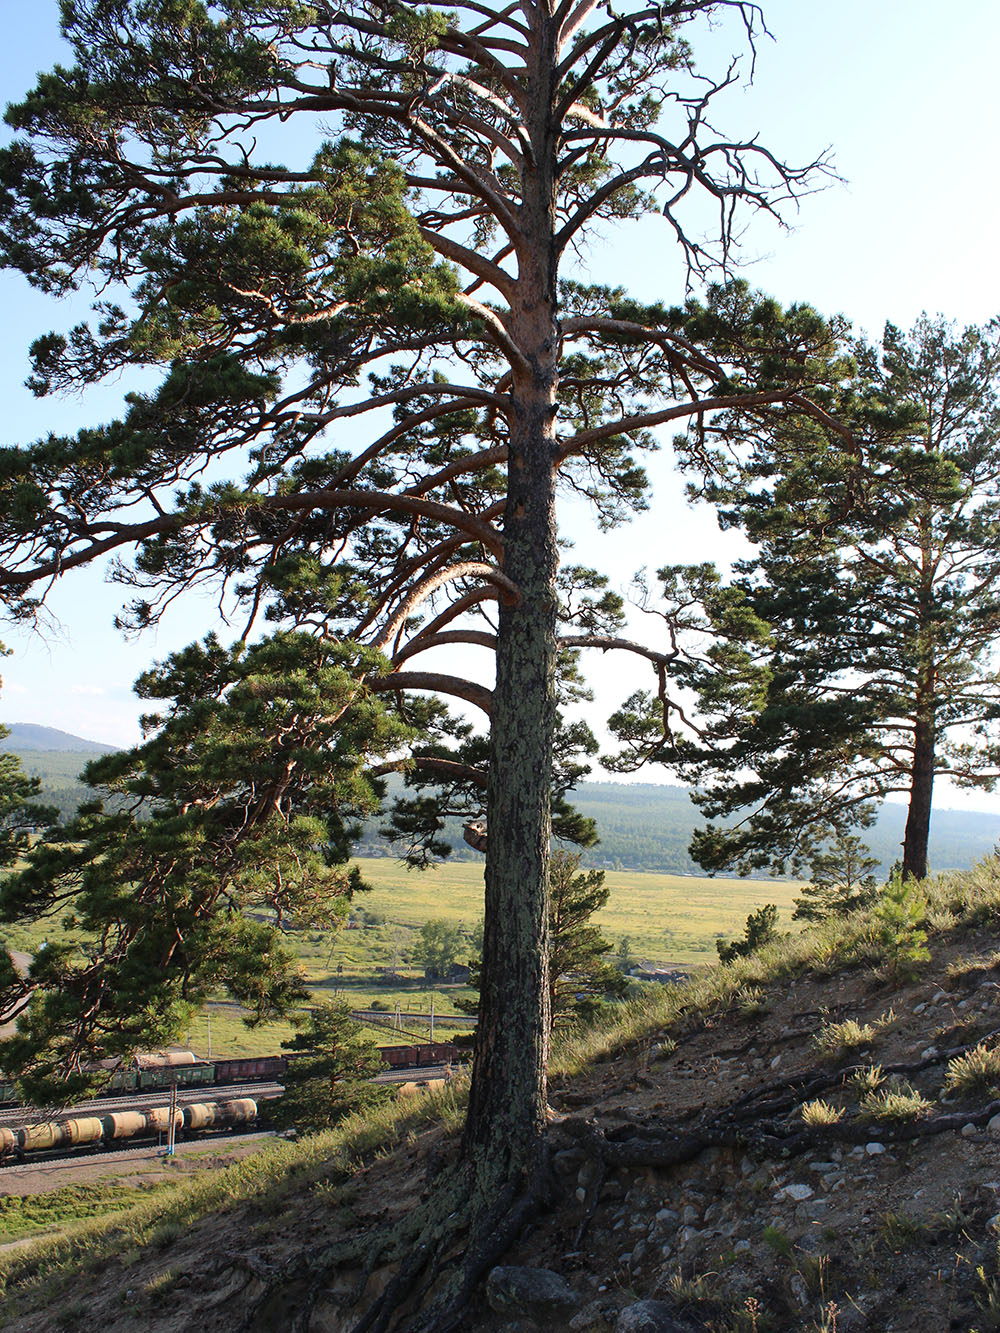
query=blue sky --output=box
[1,3,999,817]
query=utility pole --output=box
[166,1079,178,1158]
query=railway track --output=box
[0,1129,275,1178]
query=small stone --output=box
[734,1238,751,1253]
[575,1186,587,1204]
[677,1226,699,1247]
[807,1161,839,1172]
[962,1122,978,1138]
[921,1046,939,1059]
[486,1267,582,1319]
[577,1160,601,1188]
[615,1299,693,1332]
[770,1054,782,1069]
[681,1205,700,1225]
[913,1001,927,1014]
[865,1142,886,1155]
[655,1207,680,1224]
[570,1300,619,1331]
[987,1116,1000,1137]
[779,1183,814,1202]
[932,990,950,1003]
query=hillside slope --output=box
[6,860,1000,1330]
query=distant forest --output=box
[9,726,997,879]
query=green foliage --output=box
[411,919,465,981]
[873,875,931,978]
[671,316,1000,882]
[268,1000,391,1134]
[0,633,413,1103]
[793,832,880,922]
[800,1098,844,1126]
[860,1081,932,1122]
[813,1016,887,1059]
[944,1042,1000,1099]
[457,852,627,1030]
[716,904,780,964]
[548,852,628,1024]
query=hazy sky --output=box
[1,3,999,816]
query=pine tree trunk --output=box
[902,697,935,881]
[463,7,560,1171]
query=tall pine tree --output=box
[676,316,1000,880]
[0,2,842,1319]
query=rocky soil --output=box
[6,921,1000,1331]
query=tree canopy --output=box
[0,1,844,1322]
[667,315,1000,881]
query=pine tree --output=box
[793,832,879,923]
[269,1000,392,1134]
[675,315,1000,881]
[0,2,842,1318]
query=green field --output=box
[350,856,802,967]
[2,857,801,1057]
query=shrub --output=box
[945,1042,1000,1098]
[860,1082,932,1121]
[800,1099,845,1126]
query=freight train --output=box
[0,1043,459,1107]
[0,1097,258,1163]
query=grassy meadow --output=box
[350,856,802,967]
[2,855,802,1057]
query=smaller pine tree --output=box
[270,1000,391,1134]
[717,904,780,964]
[793,833,880,922]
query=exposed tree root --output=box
[233,1147,555,1333]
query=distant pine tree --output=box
[793,833,880,922]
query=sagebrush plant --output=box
[945,1042,1000,1098]
[801,1098,845,1126]
[814,1011,893,1059]
[850,1064,885,1096]
[860,1081,932,1121]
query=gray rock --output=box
[615,1300,693,1332]
[789,1272,809,1306]
[962,1122,979,1138]
[779,1183,814,1201]
[681,1204,700,1224]
[655,1207,680,1224]
[865,1141,886,1155]
[577,1160,601,1188]
[486,1267,582,1319]
[570,1299,620,1331]
[987,1115,1000,1137]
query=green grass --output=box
[351,856,802,967]
[6,856,801,1057]
[0,1182,181,1244]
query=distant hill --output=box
[4,723,998,876]
[2,724,117,822]
[3,723,116,754]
